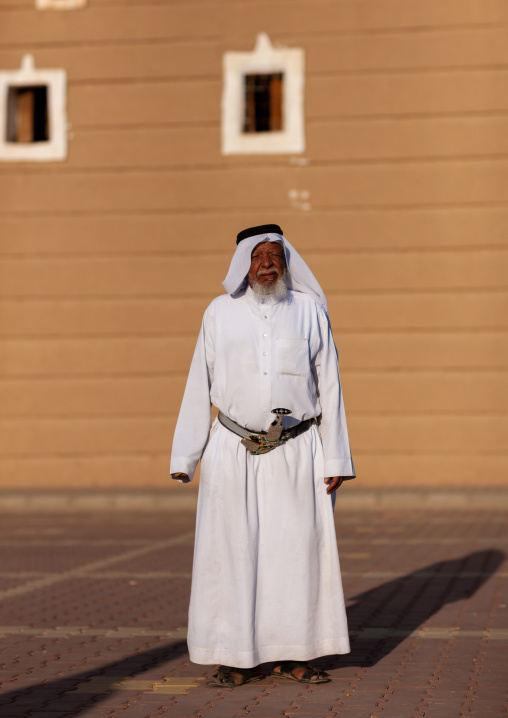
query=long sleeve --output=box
[315,308,356,479]
[170,306,215,481]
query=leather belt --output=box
[218,411,318,455]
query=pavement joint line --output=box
[345,571,508,578]
[0,570,506,579]
[0,571,194,579]
[0,540,152,546]
[349,628,508,639]
[340,538,508,545]
[0,530,195,602]
[2,489,508,511]
[0,625,507,639]
[1,537,505,547]
[0,625,189,638]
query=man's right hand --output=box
[172,472,190,483]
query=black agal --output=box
[236,224,283,245]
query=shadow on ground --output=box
[0,549,504,716]
[0,641,189,717]
[317,548,505,672]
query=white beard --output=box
[250,272,288,303]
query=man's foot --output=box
[271,661,330,684]
[207,665,263,687]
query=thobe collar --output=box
[245,283,288,307]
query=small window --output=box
[0,55,67,162]
[6,86,49,143]
[243,73,283,133]
[222,33,305,155]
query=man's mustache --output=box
[257,269,279,276]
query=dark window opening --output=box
[243,73,283,133]
[6,85,49,143]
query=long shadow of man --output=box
[318,549,505,671]
[0,641,189,717]
[0,550,504,716]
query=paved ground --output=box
[0,504,507,718]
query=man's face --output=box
[248,241,286,287]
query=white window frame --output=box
[222,33,305,155]
[0,54,67,162]
[36,0,86,9]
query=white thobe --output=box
[170,286,355,667]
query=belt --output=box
[218,411,318,455]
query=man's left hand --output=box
[324,477,344,494]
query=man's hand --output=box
[172,472,190,483]
[324,477,344,494]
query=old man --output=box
[170,224,355,686]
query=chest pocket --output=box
[276,338,310,376]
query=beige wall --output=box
[0,0,507,488]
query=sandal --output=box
[271,660,331,684]
[207,665,263,687]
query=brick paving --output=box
[0,505,507,717]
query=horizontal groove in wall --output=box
[0,287,505,300]
[3,24,508,50]
[56,65,508,89]
[0,450,172,460]
[0,329,506,346]
[0,371,190,381]
[313,64,508,77]
[1,327,507,340]
[5,153,508,173]
[6,202,508,219]
[0,412,504,422]
[0,368,505,383]
[6,154,508,178]
[26,109,508,134]
[0,287,506,301]
[68,74,219,87]
[73,120,221,131]
[308,109,508,122]
[0,409,505,422]
[0,244,506,259]
[0,36,221,50]
[0,413,505,426]
[0,450,506,461]
[2,206,508,225]
[310,110,508,122]
[0,368,505,381]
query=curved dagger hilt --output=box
[266,408,291,441]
